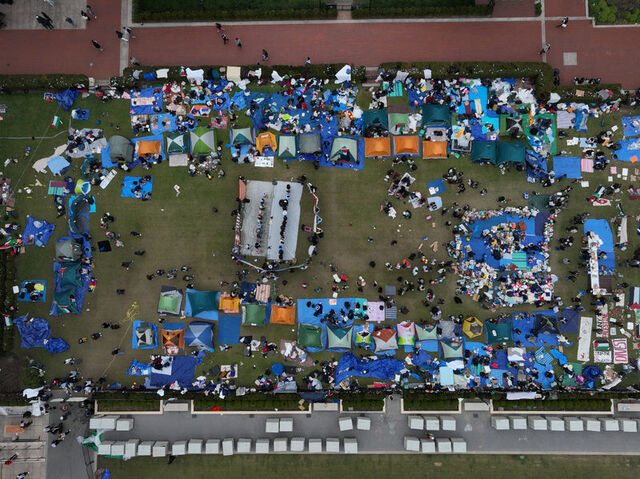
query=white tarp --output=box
[335,65,352,84]
[185,68,204,85]
[577,316,593,362]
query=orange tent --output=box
[218,294,240,314]
[161,328,184,353]
[393,136,420,156]
[256,131,277,155]
[422,140,448,159]
[270,305,295,325]
[364,137,391,158]
[137,140,161,156]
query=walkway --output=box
[0,0,638,87]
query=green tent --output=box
[496,141,526,166]
[485,320,513,344]
[242,303,266,326]
[187,290,218,317]
[421,104,451,127]
[327,325,353,350]
[231,127,254,146]
[59,262,82,288]
[298,324,323,349]
[362,109,388,136]
[109,135,134,164]
[388,112,409,130]
[166,132,189,154]
[53,287,79,314]
[471,140,497,164]
[190,127,215,156]
[439,339,464,360]
[277,135,297,160]
[330,137,359,165]
[158,287,183,316]
[415,323,438,341]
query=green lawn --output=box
[98,454,640,479]
[0,89,638,391]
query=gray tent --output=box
[68,196,91,235]
[135,324,156,348]
[55,238,82,261]
[109,135,134,164]
[298,132,322,155]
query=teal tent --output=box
[327,325,353,350]
[485,321,513,344]
[362,109,388,136]
[330,137,360,165]
[421,104,451,127]
[496,141,526,166]
[231,127,255,146]
[190,127,215,156]
[439,339,464,360]
[471,140,497,164]
[277,135,297,159]
[415,323,438,341]
[166,132,189,154]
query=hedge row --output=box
[193,393,302,411]
[352,5,491,18]
[493,399,612,411]
[338,392,385,411]
[0,253,16,354]
[137,0,324,11]
[97,399,161,411]
[0,74,89,92]
[133,8,335,23]
[404,398,460,411]
[117,64,367,89]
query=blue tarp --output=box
[121,176,153,199]
[18,280,46,302]
[584,219,614,252]
[14,316,69,353]
[131,320,158,349]
[149,355,202,388]
[612,138,640,162]
[48,156,71,176]
[130,87,162,115]
[55,89,79,111]
[622,116,640,138]
[335,352,404,383]
[574,109,589,132]
[217,315,241,344]
[126,359,151,376]
[24,216,55,247]
[552,156,581,179]
[525,150,548,179]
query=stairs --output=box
[363,66,380,88]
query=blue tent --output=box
[185,321,214,351]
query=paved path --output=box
[95,399,640,455]
[0,0,638,87]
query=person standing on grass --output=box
[80,10,90,21]
[86,5,97,18]
[235,37,242,47]
[91,40,103,51]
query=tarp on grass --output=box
[23,216,55,247]
[217,315,241,344]
[335,352,404,384]
[14,316,69,353]
[149,355,202,388]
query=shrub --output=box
[0,74,89,93]
[352,5,492,18]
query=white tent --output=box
[601,418,620,432]
[273,438,288,452]
[172,441,187,456]
[338,416,353,431]
[111,442,125,456]
[137,441,153,456]
[97,441,113,456]
[222,439,234,456]
[205,439,220,454]
[290,437,305,452]
[548,417,565,432]
[326,438,340,453]
[279,417,293,432]
[357,417,371,431]
[408,415,424,430]
[528,416,547,431]
[451,438,467,453]
[152,441,168,457]
[441,417,456,431]
[621,419,638,432]
[255,439,270,454]
[404,436,420,452]
[510,416,527,430]
[424,416,440,431]
[265,418,279,433]
[436,438,452,453]
[343,438,358,454]
[421,438,436,453]
[585,418,602,432]
[565,417,584,432]
[187,439,203,454]
[308,439,322,453]
[116,418,134,431]
[125,439,138,457]
[236,438,251,453]
[491,417,510,430]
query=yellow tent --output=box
[256,131,277,155]
[462,317,483,338]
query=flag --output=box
[50,115,62,129]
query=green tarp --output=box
[299,324,323,349]
[471,140,497,164]
[421,104,451,127]
[190,127,215,156]
[485,321,513,344]
[242,303,266,326]
[496,141,526,166]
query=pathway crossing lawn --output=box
[98,454,640,479]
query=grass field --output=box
[98,453,640,479]
[0,88,639,392]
